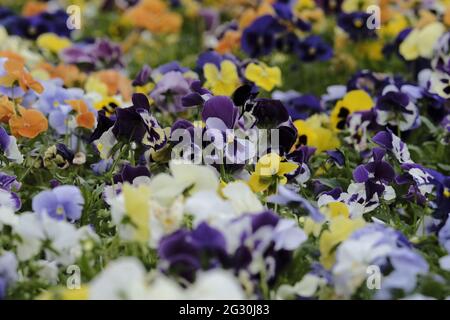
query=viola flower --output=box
[181,80,212,108]
[9,107,48,139]
[248,153,298,193]
[375,86,420,131]
[93,97,121,118]
[319,208,366,269]
[0,57,43,94]
[330,90,374,131]
[0,126,23,164]
[293,114,341,152]
[32,185,84,221]
[399,22,446,61]
[244,62,281,92]
[241,15,285,58]
[0,172,21,211]
[36,33,71,55]
[295,35,333,62]
[372,129,412,164]
[333,224,427,299]
[337,12,377,41]
[66,99,96,130]
[203,60,240,96]
[0,95,14,123]
[273,90,323,121]
[353,147,395,201]
[60,39,124,71]
[150,71,192,113]
[124,0,182,34]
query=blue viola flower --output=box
[337,12,377,42]
[296,35,333,62]
[241,15,285,58]
[32,185,84,221]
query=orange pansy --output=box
[0,95,14,123]
[216,30,241,54]
[94,70,132,101]
[9,107,48,139]
[66,100,96,130]
[2,57,44,94]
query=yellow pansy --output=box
[244,62,282,92]
[123,183,151,242]
[318,203,366,269]
[248,153,298,193]
[293,114,341,153]
[303,201,350,237]
[380,13,408,38]
[399,22,446,61]
[203,60,240,96]
[85,76,108,97]
[37,33,72,54]
[330,90,374,131]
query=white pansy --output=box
[90,257,148,300]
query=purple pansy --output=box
[241,15,285,58]
[337,12,377,41]
[150,71,192,113]
[32,185,84,221]
[295,35,333,62]
[60,39,124,71]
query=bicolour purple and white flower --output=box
[0,173,21,211]
[375,85,420,131]
[0,127,23,164]
[32,185,84,221]
[373,129,413,164]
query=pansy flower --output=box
[333,224,428,299]
[375,85,420,132]
[273,90,322,121]
[241,15,285,58]
[0,172,21,211]
[248,153,298,193]
[337,12,377,41]
[9,107,48,139]
[353,147,395,201]
[294,114,341,152]
[0,56,43,94]
[66,99,96,130]
[36,33,71,55]
[244,62,281,92]
[295,35,333,62]
[150,71,192,113]
[203,60,240,96]
[330,89,374,131]
[32,185,84,221]
[399,22,446,61]
[0,126,22,164]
